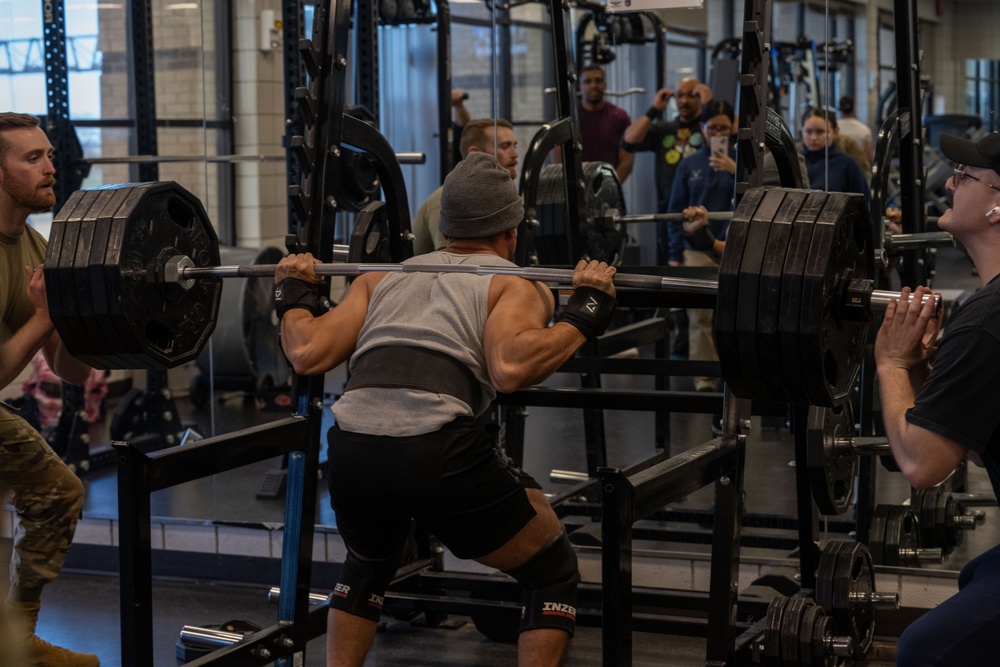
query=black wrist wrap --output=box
[684,226,715,251]
[274,278,320,320]
[559,286,617,340]
[645,106,661,121]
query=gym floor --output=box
[7,245,992,666]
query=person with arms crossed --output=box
[0,112,99,667]
[274,152,617,667]
[875,131,1000,666]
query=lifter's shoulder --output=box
[488,275,554,313]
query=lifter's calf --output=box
[327,609,377,667]
[475,489,578,667]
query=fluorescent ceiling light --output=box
[165,2,199,9]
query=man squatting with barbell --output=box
[0,112,100,666]
[273,151,618,667]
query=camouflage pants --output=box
[0,403,83,596]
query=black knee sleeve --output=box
[505,532,580,637]
[329,551,398,622]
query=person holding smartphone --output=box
[665,100,736,413]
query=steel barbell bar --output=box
[164,255,941,317]
[79,151,427,165]
[596,209,954,253]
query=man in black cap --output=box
[874,131,1000,666]
[274,152,617,667]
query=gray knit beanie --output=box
[439,152,523,239]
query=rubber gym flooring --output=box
[7,245,990,666]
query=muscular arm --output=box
[875,286,966,488]
[483,278,583,392]
[484,260,616,392]
[279,272,381,376]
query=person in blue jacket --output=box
[666,99,735,406]
[800,107,870,202]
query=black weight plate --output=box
[942,493,963,552]
[531,162,625,265]
[735,188,786,402]
[717,187,767,400]
[348,201,391,263]
[764,595,789,665]
[42,190,74,349]
[757,189,807,403]
[580,162,627,265]
[868,504,890,567]
[780,597,807,667]
[911,487,936,550]
[811,614,837,667]
[814,540,845,615]
[71,187,123,365]
[796,603,821,667]
[117,182,221,368]
[778,191,828,404]
[103,184,155,367]
[831,540,875,656]
[798,193,873,407]
[88,185,147,369]
[806,403,857,515]
[45,188,99,359]
[884,505,921,567]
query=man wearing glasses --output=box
[875,131,1000,666]
[623,77,706,266]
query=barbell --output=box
[527,160,953,267]
[45,181,936,407]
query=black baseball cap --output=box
[940,132,1000,178]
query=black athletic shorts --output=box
[326,416,541,561]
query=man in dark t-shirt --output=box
[875,131,1000,666]
[623,77,705,265]
[577,64,633,184]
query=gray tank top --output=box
[332,251,517,436]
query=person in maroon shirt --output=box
[576,64,633,183]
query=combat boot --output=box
[5,600,101,667]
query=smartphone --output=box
[710,135,728,156]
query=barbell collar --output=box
[837,436,891,455]
[950,492,998,507]
[900,547,944,563]
[267,586,329,606]
[178,626,243,649]
[850,591,900,609]
[884,230,954,254]
[171,256,942,317]
[550,469,589,484]
[823,635,856,658]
